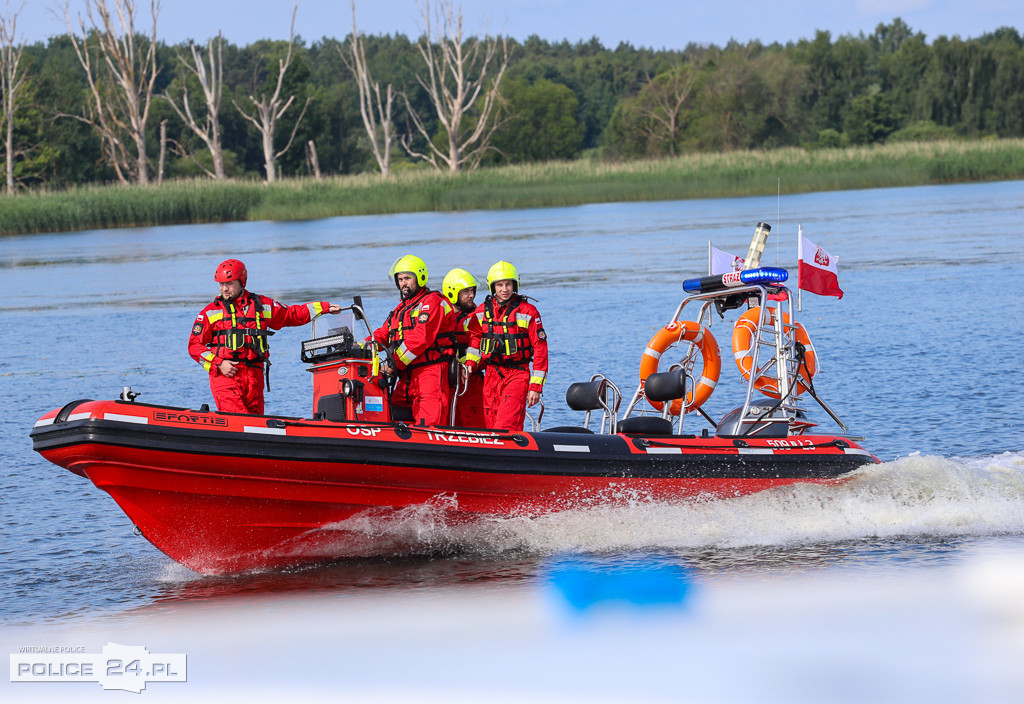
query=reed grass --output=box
[2,139,1023,235]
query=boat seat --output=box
[617,416,675,436]
[644,369,687,403]
[543,426,595,434]
[565,380,606,411]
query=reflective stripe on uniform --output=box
[530,369,547,386]
[396,342,416,366]
[307,302,326,318]
[516,312,532,328]
[207,310,225,324]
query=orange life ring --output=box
[639,320,721,415]
[732,307,817,398]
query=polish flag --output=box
[798,233,844,299]
[710,245,744,275]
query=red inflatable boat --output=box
[31,254,877,574]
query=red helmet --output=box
[214,259,247,287]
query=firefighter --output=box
[189,258,341,414]
[466,261,548,431]
[441,268,485,427]
[371,255,457,426]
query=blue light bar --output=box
[683,266,789,293]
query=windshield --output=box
[312,309,356,339]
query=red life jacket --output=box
[382,287,452,370]
[479,295,533,369]
[207,294,271,365]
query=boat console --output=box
[303,298,392,423]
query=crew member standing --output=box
[441,268,485,427]
[189,258,340,414]
[466,261,548,431]
[371,255,457,426]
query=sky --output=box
[11,0,1024,49]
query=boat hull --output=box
[32,400,877,574]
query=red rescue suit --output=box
[443,308,485,427]
[189,292,331,414]
[467,294,548,431]
[371,287,457,426]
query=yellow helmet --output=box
[389,254,428,289]
[442,268,479,304]
[486,260,519,294]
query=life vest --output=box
[480,295,533,369]
[384,288,450,370]
[208,294,271,365]
[438,309,473,360]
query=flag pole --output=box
[707,240,712,275]
[797,225,803,313]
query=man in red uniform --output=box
[441,268,485,427]
[371,255,457,426]
[189,258,340,414]
[466,261,548,431]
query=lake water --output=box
[2,182,1024,701]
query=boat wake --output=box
[302,451,1024,561]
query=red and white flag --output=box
[798,232,844,299]
[710,245,744,275]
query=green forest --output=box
[3,12,1024,190]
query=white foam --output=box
[288,451,1024,560]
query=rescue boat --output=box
[31,227,878,574]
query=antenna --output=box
[776,177,781,265]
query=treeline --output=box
[6,15,1024,189]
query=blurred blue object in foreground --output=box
[545,555,694,612]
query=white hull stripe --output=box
[244,426,287,435]
[646,447,683,454]
[33,418,55,427]
[843,447,872,456]
[737,447,774,455]
[103,413,149,424]
[67,412,92,422]
[552,444,590,453]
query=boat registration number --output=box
[764,438,814,448]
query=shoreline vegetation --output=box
[2,139,1023,236]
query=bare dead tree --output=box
[401,0,510,172]
[157,117,166,183]
[64,0,161,185]
[305,139,321,179]
[635,60,702,156]
[342,0,394,178]
[0,2,26,194]
[164,32,226,180]
[233,2,310,183]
